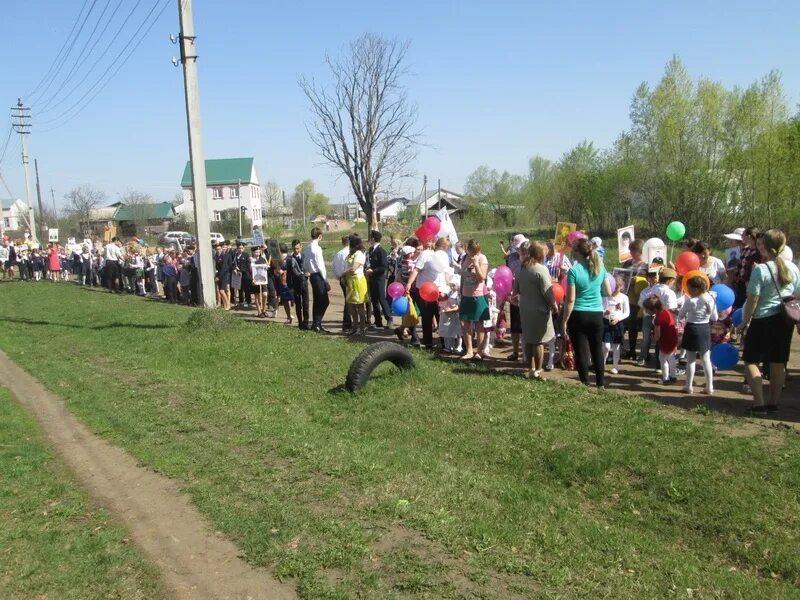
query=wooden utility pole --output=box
[11,99,36,242]
[177,0,215,307]
[34,159,46,238]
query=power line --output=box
[26,0,92,99]
[35,0,119,115]
[29,0,100,107]
[38,0,171,132]
[0,123,14,165]
[35,0,143,118]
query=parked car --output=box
[158,231,195,248]
[209,232,224,245]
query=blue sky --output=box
[1,0,798,210]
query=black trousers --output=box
[339,280,353,329]
[165,276,178,303]
[567,310,605,387]
[105,261,120,290]
[292,279,309,326]
[368,275,392,327]
[409,287,438,346]
[309,272,329,328]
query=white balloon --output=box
[432,250,449,272]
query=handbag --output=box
[766,262,800,325]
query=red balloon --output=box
[552,283,565,304]
[415,225,435,243]
[675,251,700,276]
[419,281,439,303]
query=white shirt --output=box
[302,239,326,279]
[679,293,718,324]
[700,256,726,284]
[603,293,630,323]
[104,243,122,262]
[0,246,8,262]
[332,246,350,279]
[414,249,445,288]
[639,282,677,310]
[349,250,365,277]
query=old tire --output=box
[345,342,415,392]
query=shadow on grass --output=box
[0,317,176,331]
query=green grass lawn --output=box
[0,387,165,599]
[1,283,799,598]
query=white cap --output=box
[509,233,528,252]
[590,236,603,247]
[723,227,745,241]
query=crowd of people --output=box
[2,222,798,414]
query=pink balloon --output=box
[422,216,441,236]
[415,224,434,243]
[388,282,405,299]
[567,231,585,246]
[494,266,513,290]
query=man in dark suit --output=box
[231,241,252,308]
[366,230,393,329]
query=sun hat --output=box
[660,267,677,280]
[723,227,745,241]
[590,236,603,247]
[509,234,528,252]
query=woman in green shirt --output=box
[562,237,612,388]
[741,229,800,415]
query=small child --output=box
[602,275,630,374]
[438,274,463,354]
[277,244,294,323]
[678,275,718,395]
[643,296,679,384]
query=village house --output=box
[177,157,263,226]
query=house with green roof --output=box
[178,157,263,225]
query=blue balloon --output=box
[731,308,744,328]
[710,342,739,370]
[711,284,735,311]
[391,296,409,317]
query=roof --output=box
[375,197,410,212]
[1,198,25,211]
[181,158,255,187]
[114,202,176,221]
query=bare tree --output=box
[65,185,106,237]
[299,34,421,229]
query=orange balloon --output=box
[551,283,565,304]
[681,269,710,295]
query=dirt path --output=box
[0,349,297,600]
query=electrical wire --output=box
[35,0,119,115]
[35,0,147,120]
[38,0,171,133]
[26,0,91,99]
[29,0,100,107]
[0,124,14,166]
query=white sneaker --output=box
[610,368,618,375]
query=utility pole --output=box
[50,187,57,216]
[237,177,242,239]
[34,159,46,239]
[11,99,36,242]
[177,0,215,308]
[302,189,306,225]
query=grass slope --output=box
[0,388,165,599]
[0,283,799,598]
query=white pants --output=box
[659,351,677,382]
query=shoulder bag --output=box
[766,262,800,325]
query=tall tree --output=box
[64,185,106,237]
[299,34,421,229]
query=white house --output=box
[419,188,465,217]
[375,197,412,221]
[179,157,263,226]
[1,198,32,231]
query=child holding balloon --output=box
[602,275,630,375]
[678,275,718,395]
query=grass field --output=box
[0,387,165,599]
[1,283,799,598]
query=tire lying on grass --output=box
[345,342,416,392]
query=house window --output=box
[3,218,9,228]
[212,187,223,200]
[251,186,259,200]
[230,186,239,199]
[252,208,262,221]
[212,210,222,222]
